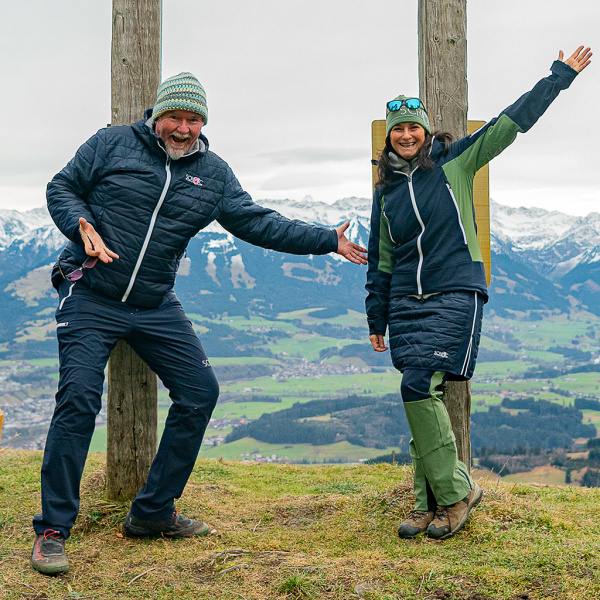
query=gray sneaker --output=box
[123,509,209,538]
[426,481,483,540]
[31,529,69,575]
[397,510,435,539]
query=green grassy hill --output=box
[2,450,600,599]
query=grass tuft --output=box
[277,573,317,598]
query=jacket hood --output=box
[429,136,446,161]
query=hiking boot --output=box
[31,529,69,575]
[123,509,209,538]
[397,510,435,539]
[426,481,483,540]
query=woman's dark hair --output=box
[375,131,454,191]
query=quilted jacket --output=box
[48,113,338,308]
[365,60,578,336]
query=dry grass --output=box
[1,450,600,599]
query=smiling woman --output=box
[366,46,592,542]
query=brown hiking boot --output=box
[426,481,483,540]
[397,510,435,539]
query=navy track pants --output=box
[33,281,219,538]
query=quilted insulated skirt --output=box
[388,291,484,378]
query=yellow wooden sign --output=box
[371,120,491,285]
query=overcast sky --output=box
[1,0,598,216]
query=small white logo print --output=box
[202,359,211,367]
[434,350,449,358]
[56,322,69,328]
[186,174,203,186]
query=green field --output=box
[277,307,367,327]
[24,358,60,367]
[487,309,600,349]
[221,371,399,396]
[198,438,400,463]
[10,307,600,467]
[470,359,531,379]
[211,356,280,366]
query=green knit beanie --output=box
[152,72,208,124]
[386,95,430,135]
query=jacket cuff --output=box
[71,221,83,246]
[327,228,338,253]
[368,318,388,336]
[550,60,578,88]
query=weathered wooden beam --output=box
[106,0,162,500]
[106,340,159,499]
[418,0,471,470]
[418,0,468,138]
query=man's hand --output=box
[369,334,389,352]
[79,218,119,263]
[559,46,592,73]
[335,221,367,265]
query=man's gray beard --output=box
[165,143,186,160]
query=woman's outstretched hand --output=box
[559,46,592,73]
[369,334,389,353]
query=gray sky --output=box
[1,0,598,215]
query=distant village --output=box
[0,360,106,450]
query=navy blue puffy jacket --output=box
[48,115,338,308]
[365,61,577,336]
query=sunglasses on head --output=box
[58,256,98,282]
[386,98,424,113]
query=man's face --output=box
[154,110,204,160]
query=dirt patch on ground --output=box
[265,494,345,527]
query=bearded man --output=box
[31,73,366,575]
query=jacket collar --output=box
[429,136,445,160]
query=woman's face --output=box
[389,122,426,160]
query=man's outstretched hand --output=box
[79,218,119,263]
[335,221,367,265]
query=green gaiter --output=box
[403,372,473,506]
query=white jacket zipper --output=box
[383,166,424,293]
[407,173,425,295]
[58,282,76,310]
[121,158,172,302]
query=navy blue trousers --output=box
[33,281,219,538]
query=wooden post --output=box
[106,0,162,500]
[418,0,471,470]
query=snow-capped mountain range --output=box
[4,197,597,276]
[0,197,598,357]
